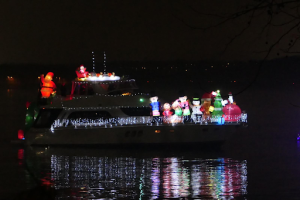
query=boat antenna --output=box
[103,51,106,74]
[92,51,96,73]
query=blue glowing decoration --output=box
[217,117,225,125]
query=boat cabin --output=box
[71,78,139,96]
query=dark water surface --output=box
[1,83,300,200]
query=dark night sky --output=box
[0,0,292,64]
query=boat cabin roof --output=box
[71,78,139,96]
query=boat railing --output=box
[46,93,151,107]
[50,113,247,131]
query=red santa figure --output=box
[76,65,89,78]
[40,72,56,98]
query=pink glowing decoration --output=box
[222,103,242,122]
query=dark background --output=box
[1,0,300,199]
[0,0,291,64]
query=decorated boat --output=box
[20,54,247,146]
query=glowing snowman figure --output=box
[191,97,202,122]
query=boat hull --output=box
[25,123,242,146]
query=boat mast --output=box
[92,51,96,73]
[103,51,106,74]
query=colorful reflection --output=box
[25,149,247,199]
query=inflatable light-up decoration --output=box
[179,96,191,123]
[163,103,172,117]
[40,72,56,98]
[228,92,234,104]
[76,65,89,78]
[241,111,247,123]
[163,103,173,123]
[212,90,224,119]
[222,103,242,122]
[201,92,214,121]
[172,100,182,116]
[150,96,160,117]
[191,97,202,122]
[179,96,190,115]
[171,100,183,123]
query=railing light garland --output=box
[50,113,247,133]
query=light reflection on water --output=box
[23,148,247,199]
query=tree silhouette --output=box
[170,0,300,57]
[168,0,300,94]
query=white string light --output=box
[74,79,135,84]
[50,114,247,132]
[103,51,106,74]
[92,51,95,73]
[69,92,149,99]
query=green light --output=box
[139,98,144,102]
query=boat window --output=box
[73,84,83,95]
[67,111,112,119]
[107,83,118,92]
[33,109,63,128]
[118,82,133,90]
[87,85,94,95]
[107,82,136,92]
[79,84,87,95]
[73,83,94,95]
[120,107,151,116]
[108,90,122,95]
